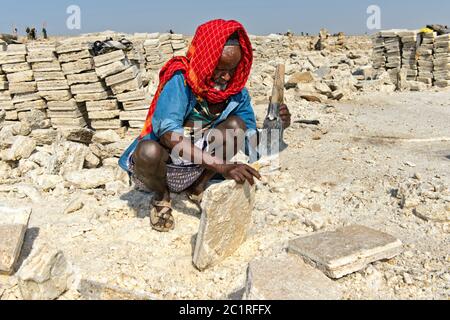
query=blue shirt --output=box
[118,71,258,173]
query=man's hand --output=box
[280,104,291,129]
[217,163,261,186]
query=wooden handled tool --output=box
[262,64,288,155]
[270,64,285,105]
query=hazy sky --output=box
[1,0,449,36]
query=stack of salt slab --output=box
[417,32,436,86]
[144,33,172,71]
[127,33,149,82]
[92,49,131,130]
[433,34,450,88]
[171,34,188,57]
[371,33,386,70]
[0,41,14,122]
[382,31,402,82]
[2,44,47,125]
[399,31,418,81]
[117,82,151,134]
[54,41,97,128]
[27,41,69,129]
[92,48,149,132]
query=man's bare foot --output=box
[186,183,205,206]
[150,199,175,232]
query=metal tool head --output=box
[261,102,287,156]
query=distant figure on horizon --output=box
[42,22,48,39]
[25,27,31,40]
[30,27,37,40]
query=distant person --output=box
[25,27,31,40]
[169,29,174,34]
[30,28,36,40]
[42,27,48,39]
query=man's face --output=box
[212,46,242,91]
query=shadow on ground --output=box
[119,189,202,219]
[228,287,246,300]
[119,189,153,219]
[14,227,40,273]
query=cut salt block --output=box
[288,225,403,279]
[17,245,73,300]
[0,206,32,275]
[193,180,255,271]
[243,255,342,300]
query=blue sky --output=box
[1,0,449,36]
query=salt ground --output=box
[1,89,449,300]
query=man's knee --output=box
[133,140,166,166]
[223,116,247,131]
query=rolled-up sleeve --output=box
[152,72,189,138]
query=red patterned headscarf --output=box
[139,19,253,138]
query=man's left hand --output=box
[280,104,291,129]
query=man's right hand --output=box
[216,164,261,186]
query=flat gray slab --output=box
[243,255,343,300]
[288,225,403,279]
[193,180,255,271]
[0,206,32,275]
[77,279,155,300]
[0,224,27,275]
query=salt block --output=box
[0,206,32,275]
[58,50,92,63]
[61,58,94,75]
[119,110,148,121]
[105,65,139,87]
[90,119,122,130]
[86,99,119,112]
[17,245,73,300]
[34,71,66,81]
[74,91,109,102]
[56,42,90,55]
[66,71,100,85]
[31,61,61,72]
[116,88,146,102]
[39,90,73,102]
[243,255,342,300]
[88,110,120,120]
[70,82,107,95]
[7,70,34,83]
[47,99,79,111]
[288,225,403,279]
[110,76,142,95]
[193,180,255,271]
[93,50,126,67]
[95,59,130,78]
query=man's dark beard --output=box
[214,83,227,91]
